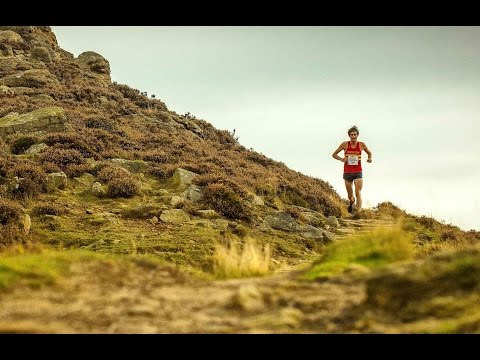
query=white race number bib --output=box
[347,155,358,166]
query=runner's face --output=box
[349,132,358,141]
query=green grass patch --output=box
[0,248,172,291]
[303,225,414,280]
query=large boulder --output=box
[169,168,199,191]
[0,106,66,137]
[264,212,299,232]
[0,69,59,88]
[75,51,111,82]
[0,30,24,47]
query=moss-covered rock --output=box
[46,171,67,192]
[0,106,66,137]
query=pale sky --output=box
[52,26,480,231]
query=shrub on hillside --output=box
[0,223,29,248]
[0,157,10,178]
[41,162,62,174]
[64,163,92,178]
[0,198,23,225]
[96,165,140,198]
[246,151,277,167]
[147,164,178,180]
[106,177,140,198]
[84,116,116,132]
[96,165,129,183]
[8,162,47,198]
[212,238,271,279]
[39,147,85,171]
[31,201,67,216]
[140,150,169,164]
[42,132,105,159]
[203,183,252,221]
[375,202,407,218]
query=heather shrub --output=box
[106,177,140,198]
[31,201,67,216]
[39,147,85,171]
[8,162,47,198]
[0,198,23,225]
[203,183,252,221]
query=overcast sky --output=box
[52,26,480,231]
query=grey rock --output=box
[264,212,299,232]
[46,171,67,192]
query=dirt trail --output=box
[0,219,393,333]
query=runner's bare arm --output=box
[332,142,347,162]
[362,143,372,163]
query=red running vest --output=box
[344,141,362,173]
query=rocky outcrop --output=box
[0,68,59,88]
[264,212,299,232]
[75,51,111,84]
[174,115,204,138]
[0,26,58,51]
[0,30,24,47]
[263,211,333,243]
[0,106,66,137]
[0,56,46,78]
[170,168,199,191]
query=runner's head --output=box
[348,125,359,137]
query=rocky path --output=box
[0,218,392,333]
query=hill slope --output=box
[1,27,480,333]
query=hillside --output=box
[1,27,479,333]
